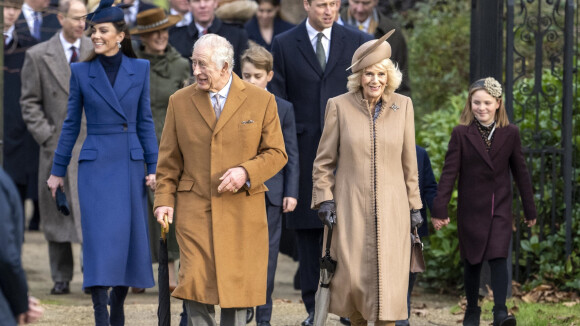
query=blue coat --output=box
[0,168,28,326]
[269,21,372,229]
[51,56,158,288]
[265,96,299,206]
[244,16,294,52]
[416,145,437,237]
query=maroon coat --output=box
[432,123,536,264]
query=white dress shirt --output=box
[59,32,82,63]
[209,74,233,115]
[170,8,192,28]
[21,3,41,34]
[124,0,139,25]
[305,18,331,63]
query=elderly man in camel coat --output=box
[154,34,287,326]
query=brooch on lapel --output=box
[390,103,399,112]
[241,120,254,124]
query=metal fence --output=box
[504,0,577,282]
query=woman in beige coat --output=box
[311,31,422,326]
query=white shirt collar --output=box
[4,25,15,45]
[305,18,332,42]
[124,0,139,25]
[195,21,212,36]
[59,31,82,62]
[209,74,233,106]
[170,8,192,27]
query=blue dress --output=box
[51,53,157,288]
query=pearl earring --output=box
[117,41,121,49]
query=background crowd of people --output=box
[1,0,536,326]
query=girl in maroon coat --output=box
[431,77,537,326]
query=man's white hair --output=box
[192,34,235,74]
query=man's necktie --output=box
[70,46,78,63]
[213,94,222,119]
[32,11,41,40]
[316,32,326,71]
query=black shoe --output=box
[246,307,254,324]
[493,306,516,326]
[339,317,351,325]
[463,306,481,326]
[301,311,314,326]
[51,282,70,295]
[257,322,271,326]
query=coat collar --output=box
[43,33,92,93]
[88,54,135,119]
[466,122,494,170]
[190,73,247,133]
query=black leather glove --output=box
[411,209,423,230]
[318,200,336,227]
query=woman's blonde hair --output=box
[346,58,402,96]
[460,78,510,127]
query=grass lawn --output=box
[479,298,580,326]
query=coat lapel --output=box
[114,56,134,103]
[191,87,216,130]
[296,22,324,77]
[325,23,345,75]
[466,123,494,170]
[214,74,247,135]
[88,59,127,119]
[42,33,70,94]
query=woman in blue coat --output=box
[47,0,158,325]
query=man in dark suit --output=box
[168,0,249,76]
[269,1,372,324]
[241,44,300,326]
[0,167,44,325]
[15,0,61,44]
[3,0,41,231]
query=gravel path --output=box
[22,231,479,325]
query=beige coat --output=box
[312,91,422,321]
[154,74,287,307]
[20,33,91,243]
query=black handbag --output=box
[410,227,425,273]
[55,188,71,216]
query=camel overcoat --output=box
[312,91,422,321]
[20,33,92,243]
[154,74,288,308]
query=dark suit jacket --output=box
[269,21,372,229]
[2,30,39,192]
[264,96,299,206]
[244,16,294,52]
[432,123,537,264]
[416,145,437,237]
[0,168,28,325]
[15,11,60,44]
[168,17,249,76]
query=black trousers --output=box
[294,228,323,313]
[464,258,508,309]
[256,200,283,322]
